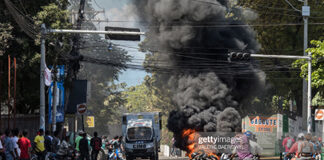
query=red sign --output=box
[315,109,324,120]
[77,104,87,114]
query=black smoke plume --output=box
[133,0,265,151]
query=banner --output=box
[48,65,65,124]
[44,67,52,86]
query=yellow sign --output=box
[86,116,95,128]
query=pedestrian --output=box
[287,133,304,159]
[298,133,314,159]
[11,129,20,159]
[18,130,31,160]
[118,136,124,154]
[44,130,53,153]
[75,131,83,153]
[231,128,253,160]
[4,129,15,160]
[282,133,295,154]
[56,133,70,160]
[0,131,5,160]
[0,132,4,159]
[244,131,262,158]
[52,131,60,154]
[90,132,101,160]
[101,136,107,150]
[317,137,322,153]
[34,129,46,160]
[79,132,90,160]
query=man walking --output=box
[4,129,15,160]
[11,129,20,159]
[90,132,101,160]
[34,129,46,160]
[79,132,90,160]
[75,131,83,152]
[18,130,31,160]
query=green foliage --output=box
[238,0,324,114]
[293,40,324,95]
[0,0,72,113]
[0,23,13,56]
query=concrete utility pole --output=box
[52,69,57,132]
[307,52,312,133]
[302,0,311,133]
[40,24,46,130]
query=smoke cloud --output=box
[133,0,264,151]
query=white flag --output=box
[44,67,52,86]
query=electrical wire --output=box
[283,0,301,12]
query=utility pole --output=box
[237,53,313,133]
[302,0,311,133]
[7,55,10,129]
[40,24,46,130]
[51,68,57,132]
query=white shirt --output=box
[0,140,3,149]
[11,136,21,157]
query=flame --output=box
[181,129,219,160]
[182,129,197,159]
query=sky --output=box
[91,0,148,87]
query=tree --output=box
[0,0,71,113]
[293,40,324,101]
[122,76,176,145]
[0,23,13,56]
[238,0,324,115]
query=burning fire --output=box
[182,129,197,158]
[181,129,219,160]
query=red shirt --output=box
[18,137,31,159]
[289,141,300,154]
[282,137,295,152]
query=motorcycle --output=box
[108,148,123,160]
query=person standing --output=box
[0,131,5,160]
[79,132,90,160]
[34,129,46,160]
[298,133,314,160]
[11,129,20,159]
[44,130,53,153]
[0,137,3,155]
[4,129,15,160]
[56,134,70,160]
[51,131,60,154]
[75,131,83,152]
[282,133,295,153]
[18,130,31,160]
[90,132,101,160]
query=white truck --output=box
[122,112,162,160]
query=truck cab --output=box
[122,112,161,160]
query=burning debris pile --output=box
[191,151,219,160]
[134,0,265,159]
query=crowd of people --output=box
[282,133,323,160]
[228,129,324,160]
[0,129,124,160]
